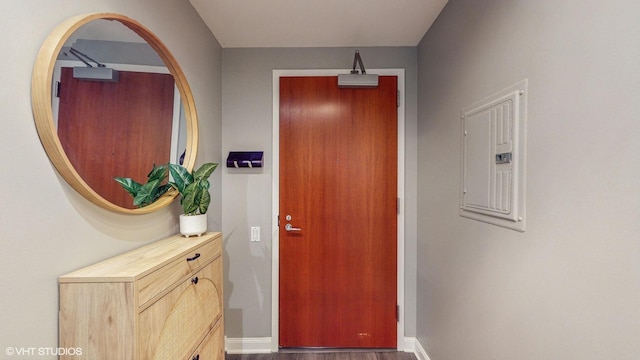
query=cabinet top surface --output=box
[59,232,222,283]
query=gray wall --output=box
[416,0,640,359]
[221,47,418,338]
[0,1,221,356]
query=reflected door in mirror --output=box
[58,68,175,208]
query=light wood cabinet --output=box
[59,232,224,360]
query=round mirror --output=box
[32,13,198,214]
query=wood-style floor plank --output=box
[227,351,417,360]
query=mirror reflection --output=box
[51,19,187,209]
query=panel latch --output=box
[495,152,512,164]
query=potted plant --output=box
[168,162,218,237]
[114,164,171,207]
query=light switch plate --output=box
[250,226,260,242]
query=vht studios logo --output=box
[5,347,83,356]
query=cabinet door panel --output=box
[191,324,224,360]
[138,259,222,360]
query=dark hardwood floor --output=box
[226,351,417,360]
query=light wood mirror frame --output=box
[31,13,199,214]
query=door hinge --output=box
[55,81,61,98]
[397,90,400,108]
[396,305,400,322]
[277,215,280,227]
[397,197,401,215]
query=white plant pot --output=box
[179,214,207,237]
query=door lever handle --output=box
[284,223,302,232]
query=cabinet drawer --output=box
[138,259,222,360]
[138,237,221,307]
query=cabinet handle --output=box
[186,253,201,262]
[192,355,200,360]
[191,276,199,285]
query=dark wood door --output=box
[279,76,398,348]
[58,67,175,209]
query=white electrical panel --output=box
[460,79,527,232]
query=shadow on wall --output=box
[223,229,241,336]
[223,227,272,337]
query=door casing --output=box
[271,69,406,351]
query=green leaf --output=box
[181,186,199,215]
[147,164,168,182]
[200,179,210,190]
[193,163,218,182]
[166,162,217,215]
[114,164,170,208]
[133,179,160,207]
[113,177,142,198]
[198,188,211,214]
[156,184,172,198]
[168,163,193,194]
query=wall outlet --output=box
[250,226,260,242]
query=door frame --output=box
[271,69,406,351]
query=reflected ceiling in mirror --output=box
[32,13,199,214]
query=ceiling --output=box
[189,0,449,48]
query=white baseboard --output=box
[226,336,429,359]
[225,337,273,354]
[403,337,420,353]
[412,337,431,360]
